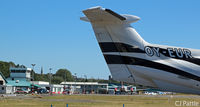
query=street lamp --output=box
[84,75,87,94]
[31,64,36,81]
[84,75,87,82]
[49,68,52,95]
[74,73,77,93]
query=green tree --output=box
[55,69,74,82]
[52,76,64,84]
[0,61,15,78]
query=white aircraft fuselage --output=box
[81,6,200,94]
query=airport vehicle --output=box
[37,88,48,94]
[144,91,158,95]
[15,88,28,94]
[81,6,200,94]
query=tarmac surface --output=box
[1,93,200,100]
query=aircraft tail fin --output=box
[81,6,147,83]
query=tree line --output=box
[33,69,74,84]
[0,61,119,84]
[0,61,74,84]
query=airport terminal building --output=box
[31,81,109,94]
[0,67,136,95]
[6,67,32,94]
[0,72,7,94]
[60,82,108,94]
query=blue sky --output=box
[0,0,200,79]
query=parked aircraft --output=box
[81,6,200,94]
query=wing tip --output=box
[80,17,90,22]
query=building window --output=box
[11,70,26,73]
[2,87,4,90]
[0,80,3,85]
[58,88,61,92]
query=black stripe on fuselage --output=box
[185,58,200,66]
[99,42,144,53]
[104,55,200,82]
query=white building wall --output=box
[51,84,64,94]
[6,86,15,94]
[26,72,31,79]
[31,81,49,85]
[0,75,6,85]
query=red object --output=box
[62,91,67,94]
[15,90,27,94]
[131,88,134,92]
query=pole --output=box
[74,73,76,94]
[49,68,52,95]
[64,71,66,94]
[31,64,36,94]
[84,75,87,94]
[31,64,36,81]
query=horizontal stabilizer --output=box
[81,6,140,24]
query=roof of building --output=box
[0,72,7,83]
[10,67,32,71]
[108,84,118,88]
[31,81,49,85]
[6,78,31,87]
[60,82,108,85]
[32,84,41,87]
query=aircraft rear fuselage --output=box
[81,6,200,94]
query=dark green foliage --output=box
[54,69,74,82]
[0,61,15,78]
[52,76,64,84]
[34,73,50,82]
[0,61,115,84]
[33,69,74,84]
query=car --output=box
[144,91,157,95]
[15,89,28,94]
[37,88,48,94]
